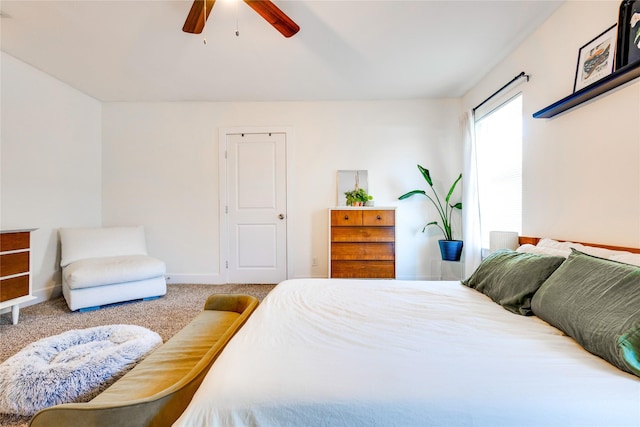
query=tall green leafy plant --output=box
[399,164,462,241]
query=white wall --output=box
[102,100,463,281]
[464,1,640,248]
[13,0,630,297]
[1,52,102,306]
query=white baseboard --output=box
[166,274,330,284]
[391,274,446,281]
[289,274,328,280]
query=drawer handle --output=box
[376,215,382,220]
[344,215,349,220]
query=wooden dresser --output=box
[329,208,396,278]
[0,229,36,324]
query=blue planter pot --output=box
[438,240,463,261]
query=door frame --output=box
[218,126,295,283]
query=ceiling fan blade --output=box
[183,0,216,34]
[243,0,300,38]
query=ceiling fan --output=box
[182,0,300,38]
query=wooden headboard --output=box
[518,236,640,254]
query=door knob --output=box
[278,214,285,220]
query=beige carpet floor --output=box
[0,283,275,427]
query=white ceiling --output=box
[0,0,563,102]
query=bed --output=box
[174,238,640,427]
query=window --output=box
[474,94,522,249]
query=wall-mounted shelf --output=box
[533,61,640,119]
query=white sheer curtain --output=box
[461,111,482,278]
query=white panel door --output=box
[225,132,287,283]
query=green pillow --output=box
[531,249,640,377]
[462,249,565,315]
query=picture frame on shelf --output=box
[616,0,640,70]
[573,24,617,92]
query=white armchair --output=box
[59,226,167,311]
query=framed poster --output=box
[616,0,640,69]
[574,24,617,92]
[337,170,368,206]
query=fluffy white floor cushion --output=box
[0,325,162,416]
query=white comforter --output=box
[174,279,640,427]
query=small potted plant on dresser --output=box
[344,188,373,207]
[399,164,463,261]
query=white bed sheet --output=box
[174,279,640,427]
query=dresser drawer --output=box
[362,210,395,226]
[331,242,395,260]
[330,261,395,278]
[0,252,30,277]
[0,231,30,252]
[331,226,395,242]
[331,210,363,226]
[0,229,35,325]
[0,275,29,302]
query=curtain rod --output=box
[472,71,530,113]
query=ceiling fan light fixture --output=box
[182,0,299,38]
